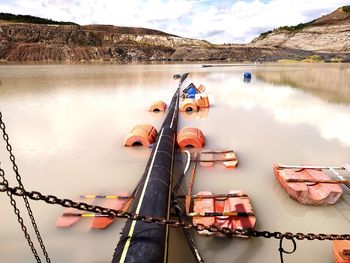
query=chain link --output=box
[1,182,349,242]
[0,112,51,262]
[0,166,42,262]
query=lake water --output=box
[0,63,349,263]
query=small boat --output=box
[273,164,343,205]
[333,240,350,263]
[192,190,256,237]
[91,192,130,229]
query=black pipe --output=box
[112,74,188,263]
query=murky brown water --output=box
[0,63,349,263]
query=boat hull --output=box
[273,164,342,205]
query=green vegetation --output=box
[342,5,350,13]
[301,55,323,63]
[258,30,272,39]
[0,12,78,25]
[258,19,315,39]
[276,20,315,32]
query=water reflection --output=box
[124,145,152,159]
[255,64,350,104]
[212,71,350,147]
[180,108,209,120]
[149,111,166,118]
[0,64,350,263]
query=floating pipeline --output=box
[112,74,187,263]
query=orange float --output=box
[177,127,205,149]
[180,98,198,112]
[192,190,256,237]
[333,240,350,263]
[124,124,158,147]
[148,100,167,112]
[195,94,210,108]
[197,84,206,93]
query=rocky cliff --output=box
[0,23,212,61]
[0,22,332,62]
[251,7,350,53]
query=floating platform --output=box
[273,164,342,205]
[198,150,238,168]
[91,192,129,229]
[192,190,256,237]
[56,193,129,229]
[56,198,94,228]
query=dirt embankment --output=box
[0,21,348,62]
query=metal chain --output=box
[1,182,349,242]
[0,165,42,262]
[0,112,51,262]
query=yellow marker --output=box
[80,194,130,199]
[81,213,96,217]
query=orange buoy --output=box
[149,100,167,112]
[195,94,210,108]
[180,98,198,112]
[124,124,158,147]
[333,240,350,263]
[177,127,205,149]
[197,84,206,93]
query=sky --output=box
[1,0,350,43]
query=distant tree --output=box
[259,30,273,38]
[342,5,350,13]
[0,12,78,25]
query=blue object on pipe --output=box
[183,83,198,98]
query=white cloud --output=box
[1,0,350,43]
[187,0,350,43]
[215,74,350,147]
